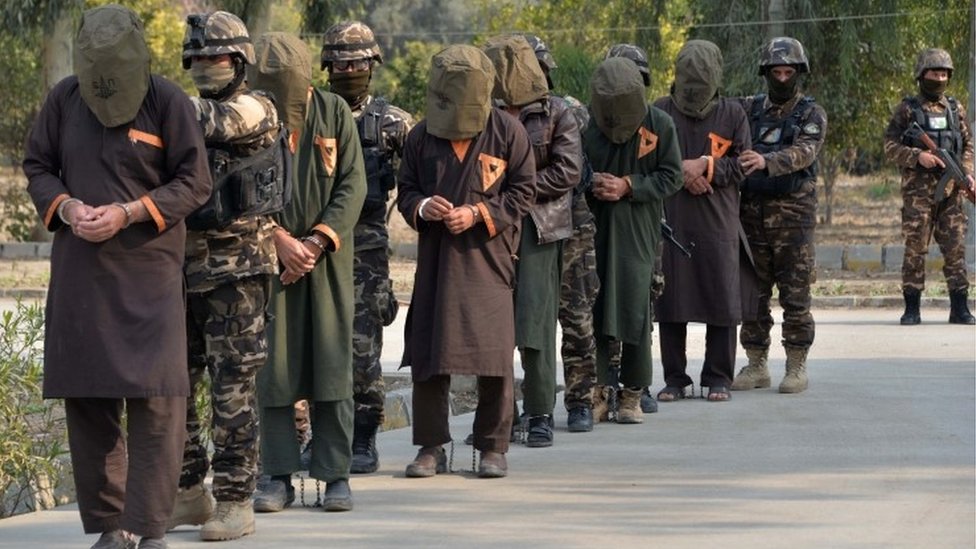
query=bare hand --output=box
[443,205,477,234]
[592,173,630,202]
[681,157,708,185]
[685,175,713,196]
[739,150,766,175]
[918,151,945,169]
[73,204,126,243]
[274,231,317,275]
[280,269,304,285]
[422,195,454,221]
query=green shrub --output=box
[0,300,68,518]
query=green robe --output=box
[259,89,366,404]
[584,106,683,345]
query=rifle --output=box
[661,220,693,258]
[909,122,975,204]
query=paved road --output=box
[0,308,973,548]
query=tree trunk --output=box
[819,150,844,226]
[42,14,73,94]
[244,1,272,37]
[766,0,785,39]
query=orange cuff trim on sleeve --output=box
[140,195,166,232]
[476,202,496,238]
[128,129,164,149]
[705,155,715,185]
[288,130,300,155]
[312,223,341,252]
[45,193,70,228]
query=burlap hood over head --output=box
[247,32,312,133]
[426,44,495,141]
[590,57,647,144]
[73,4,151,128]
[483,35,549,107]
[671,39,723,120]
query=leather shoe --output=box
[477,451,507,478]
[526,415,554,447]
[405,446,447,478]
[640,388,659,413]
[91,530,136,549]
[322,479,353,512]
[566,407,593,432]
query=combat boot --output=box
[616,387,644,424]
[900,288,921,325]
[591,385,610,423]
[731,348,771,390]
[166,482,213,531]
[350,415,380,474]
[525,415,554,447]
[200,500,255,541]
[779,347,809,394]
[948,289,975,325]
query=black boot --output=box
[350,414,379,474]
[948,289,975,325]
[900,288,921,325]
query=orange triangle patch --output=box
[478,153,507,191]
[708,132,732,159]
[315,136,338,176]
[638,127,658,159]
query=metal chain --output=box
[298,473,322,508]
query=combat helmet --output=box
[182,11,254,69]
[321,21,383,70]
[523,34,557,72]
[605,43,650,86]
[758,36,809,75]
[914,48,953,79]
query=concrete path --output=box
[1,308,973,548]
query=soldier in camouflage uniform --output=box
[883,48,975,326]
[732,37,827,394]
[169,12,279,541]
[603,43,661,415]
[321,21,414,473]
[525,35,600,433]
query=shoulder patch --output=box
[802,122,821,135]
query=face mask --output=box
[919,78,948,101]
[73,5,151,128]
[765,73,799,104]
[191,62,236,94]
[329,70,371,107]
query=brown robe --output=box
[397,109,536,381]
[653,97,752,325]
[23,75,212,398]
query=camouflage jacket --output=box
[739,92,827,228]
[184,87,280,293]
[883,93,974,195]
[351,94,414,252]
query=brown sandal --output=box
[656,386,686,402]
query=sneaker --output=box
[566,407,593,432]
[525,415,554,447]
[91,530,136,549]
[252,476,294,513]
[640,388,659,414]
[200,500,255,541]
[322,479,353,512]
[166,482,213,530]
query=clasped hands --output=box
[64,202,128,243]
[591,173,630,201]
[683,156,713,196]
[274,229,322,285]
[422,195,479,235]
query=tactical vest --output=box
[357,97,396,217]
[186,124,292,231]
[900,95,963,172]
[742,94,818,195]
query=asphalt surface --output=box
[1,305,974,548]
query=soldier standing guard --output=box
[884,48,975,326]
[168,12,282,541]
[732,37,827,394]
[320,21,415,474]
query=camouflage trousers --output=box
[181,275,269,502]
[353,246,399,425]
[739,225,815,351]
[558,220,599,410]
[901,185,970,292]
